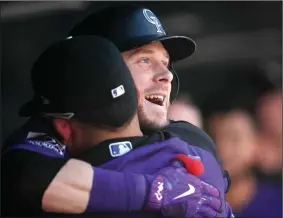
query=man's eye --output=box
[139,58,150,64]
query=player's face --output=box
[122,42,173,133]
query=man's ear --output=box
[53,119,71,144]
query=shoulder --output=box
[163,120,217,156]
[2,129,68,173]
[3,118,67,158]
[3,133,66,159]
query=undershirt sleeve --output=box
[1,149,68,216]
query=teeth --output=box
[145,95,164,102]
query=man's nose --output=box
[153,66,174,84]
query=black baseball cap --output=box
[19,35,138,122]
[68,5,196,102]
[69,5,196,62]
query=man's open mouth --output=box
[145,94,165,106]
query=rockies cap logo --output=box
[143,9,166,34]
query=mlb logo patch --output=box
[109,141,132,157]
[111,85,125,98]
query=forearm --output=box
[42,159,93,213]
[42,159,148,214]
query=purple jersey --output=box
[101,137,225,191]
[79,137,228,218]
[3,117,229,217]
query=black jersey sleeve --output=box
[1,149,68,216]
[165,121,218,160]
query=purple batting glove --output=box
[216,201,235,218]
[145,166,225,217]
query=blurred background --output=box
[2,1,282,217]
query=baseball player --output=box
[68,0,230,203]
[68,4,224,164]
[1,36,233,217]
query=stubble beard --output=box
[137,104,169,135]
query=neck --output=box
[92,126,142,145]
[78,115,143,151]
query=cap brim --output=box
[118,35,196,62]
[158,36,196,62]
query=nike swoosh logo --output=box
[173,184,195,200]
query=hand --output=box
[145,166,225,217]
[217,201,235,218]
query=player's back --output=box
[76,129,228,218]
